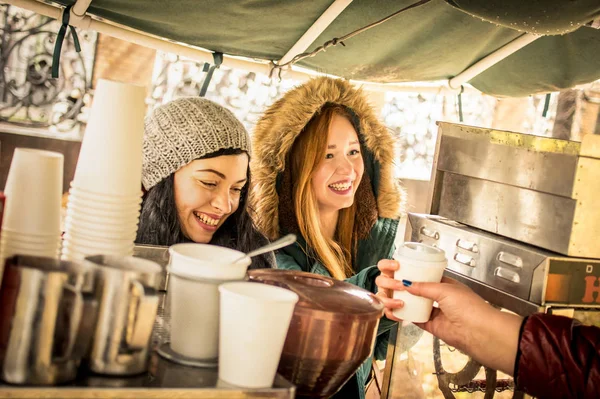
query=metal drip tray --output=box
[408,213,600,315]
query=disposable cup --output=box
[166,244,251,360]
[61,243,133,260]
[64,223,137,241]
[63,217,139,236]
[66,200,141,218]
[69,185,143,205]
[218,282,298,388]
[168,243,251,280]
[64,208,140,226]
[1,227,59,239]
[63,233,134,252]
[1,229,62,243]
[3,148,63,235]
[67,194,142,212]
[72,79,146,197]
[0,241,59,259]
[392,242,447,323]
[1,237,60,252]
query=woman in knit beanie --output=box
[136,97,273,269]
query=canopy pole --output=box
[278,0,353,65]
[448,33,540,89]
[71,0,92,21]
[5,0,479,95]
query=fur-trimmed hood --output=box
[251,77,404,240]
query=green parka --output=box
[251,77,405,399]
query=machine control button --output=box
[420,227,440,240]
[497,251,523,268]
[453,253,476,267]
[494,267,520,283]
[456,239,479,253]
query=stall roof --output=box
[15,0,600,97]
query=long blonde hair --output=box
[289,104,359,280]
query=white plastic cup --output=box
[218,282,299,388]
[63,224,137,241]
[168,243,251,280]
[1,229,61,243]
[65,208,140,226]
[67,195,142,212]
[167,244,251,360]
[3,148,63,235]
[69,185,143,205]
[72,79,146,196]
[61,242,133,261]
[65,200,141,218]
[0,237,60,251]
[392,242,447,323]
[63,233,135,252]
[63,217,139,236]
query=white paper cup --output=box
[168,243,251,280]
[168,271,221,360]
[3,148,63,235]
[63,217,139,236]
[1,227,59,239]
[67,195,142,212]
[63,233,134,252]
[61,242,133,261]
[392,242,447,323]
[64,224,137,241]
[66,200,141,218]
[0,237,60,251]
[0,241,59,259]
[166,244,251,360]
[65,209,140,226]
[1,229,61,243]
[69,186,143,205]
[218,282,298,388]
[72,79,146,196]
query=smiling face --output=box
[173,153,249,243]
[311,113,364,213]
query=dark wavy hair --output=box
[136,148,273,269]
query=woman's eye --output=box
[232,187,244,193]
[349,149,360,156]
[325,153,334,159]
[200,181,217,188]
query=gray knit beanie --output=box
[142,97,250,190]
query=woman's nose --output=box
[336,156,354,175]
[211,189,232,213]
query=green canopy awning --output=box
[53,0,600,97]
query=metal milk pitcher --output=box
[0,255,97,385]
[85,255,161,375]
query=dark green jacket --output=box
[251,77,405,399]
[276,217,399,399]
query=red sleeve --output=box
[515,313,600,398]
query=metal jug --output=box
[0,255,97,385]
[85,255,161,375]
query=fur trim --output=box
[251,77,404,240]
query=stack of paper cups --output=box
[0,148,64,282]
[62,79,146,261]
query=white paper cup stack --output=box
[0,148,64,280]
[61,79,146,261]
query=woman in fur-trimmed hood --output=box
[251,77,405,399]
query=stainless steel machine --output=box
[382,123,600,399]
